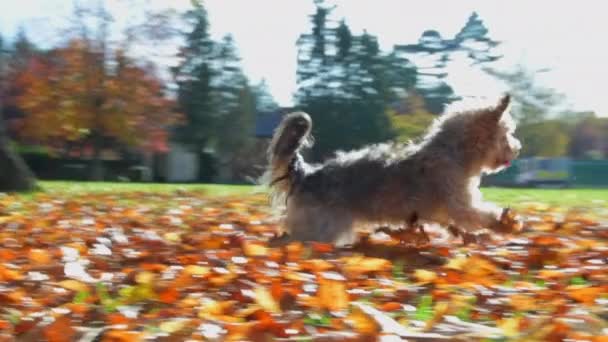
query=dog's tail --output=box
[262,112,312,209]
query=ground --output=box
[0,182,607,341]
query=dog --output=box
[263,94,522,246]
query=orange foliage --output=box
[16,39,180,151]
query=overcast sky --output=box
[2,0,607,116]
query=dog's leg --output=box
[285,203,355,246]
[447,201,501,233]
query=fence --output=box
[483,158,608,188]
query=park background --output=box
[1,0,608,191]
[1,2,608,340]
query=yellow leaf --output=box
[509,294,538,311]
[254,286,280,313]
[424,301,449,331]
[498,316,521,338]
[318,274,349,312]
[163,232,181,243]
[159,319,189,334]
[0,265,23,281]
[538,269,564,280]
[135,271,156,285]
[184,265,210,277]
[342,256,391,275]
[243,241,268,257]
[58,280,89,293]
[346,306,380,335]
[444,256,468,270]
[414,269,437,284]
[198,299,235,319]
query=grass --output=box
[30,181,608,208]
[38,181,261,197]
[482,187,608,208]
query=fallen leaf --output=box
[58,280,90,293]
[43,315,76,342]
[254,286,280,313]
[318,273,349,312]
[414,269,437,284]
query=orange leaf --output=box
[28,248,53,265]
[243,241,268,257]
[567,286,604,305]
[140,263,167,272]
[301,259,334,272]
[102,330,142,342]
[380,302,402,312]
[317,273,349,312]
[106,313,130,326]
[346,306,380,335]
[158,287,180,304]
[43,316,76,342]
[0,265,23,281]
[532,235,563,246]
[311,242,334,253]
[0,249,17,261]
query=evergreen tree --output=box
[454,12,502,65]
[173,3,256,181]
[213,35,253,162]
[396,12,502,114]
[295,1,417,160]
[172,0,218,179]
[251,79,279,114]
[484,65,563,124]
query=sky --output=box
[2,0,607,116]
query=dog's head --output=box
[470,94,521,174]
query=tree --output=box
[252,80,279,114]
[395,12,502,114]
[484,64,585,158]
[569,116,608,159]
[484,65,564,125]
[173,1,257,182]
[212,36,258,181]
[0,33,37,192]
[17,39,179,180]
[14,2,180,180]
[172,0,217,172]
[517,120,571,158]
[388,91,435,143]
[295,1,417,160]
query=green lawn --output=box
[38,181,262,197]
[35,181,608,208]
[482,187,608,208]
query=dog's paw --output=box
[268,232,293,247]
[493,207,523,233]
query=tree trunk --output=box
[89,133,104,181]
[0,114,36,192]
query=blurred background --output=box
[1,0,607,189]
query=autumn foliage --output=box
[16,39,180,151]
[0,191,606,341]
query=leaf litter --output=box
[0,191,607,341]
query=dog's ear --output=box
[491,94,511,121]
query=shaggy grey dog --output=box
[264,95,522,246]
